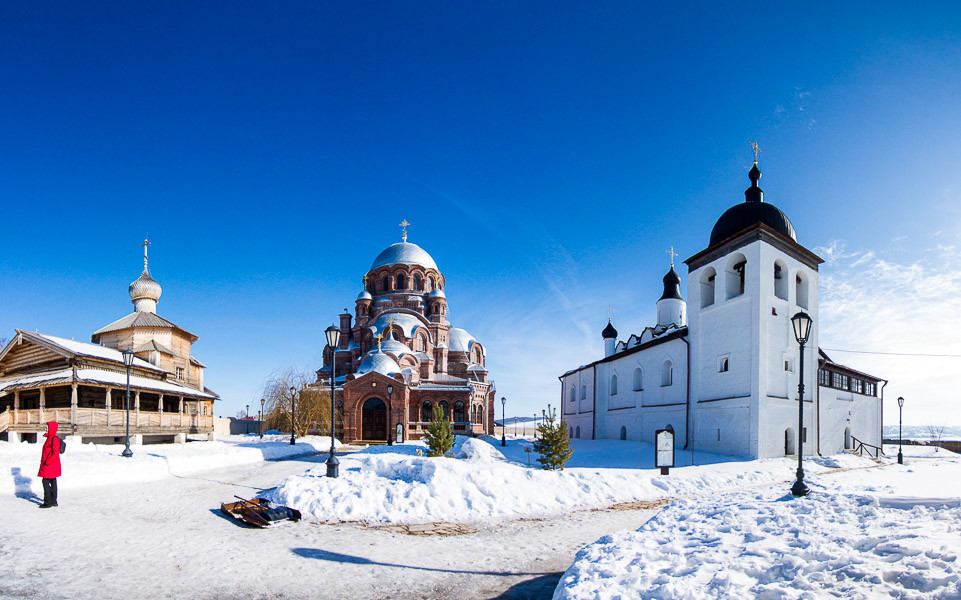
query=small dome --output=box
[449,328,477,353]
[709,163,796,246]
[370,242,438,271]
[356,349,402,377]
[129,269,162,310]
[356,289,373,301]
[428,288,446,299]
[659,267,683,301]
[602,320,618,339]
[380,334,414,359]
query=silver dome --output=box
[370,242,438,271]
[356,289,373,301]
[129,270,162,307]
[356,349,402,377]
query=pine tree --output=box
[532,404,574,470]
[424,405,454,457]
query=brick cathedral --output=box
[316,223,495,444]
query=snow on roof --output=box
[369,242,439,271]
[356,350,402,377]
[92,311,196,339]
[368,312,431,340]
[449,328,478,353]
[27,331,163,372]
[0,367,216,399]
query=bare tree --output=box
[261,368,339,437]
[927,423,947,452]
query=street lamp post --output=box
[121,350,135,458]
[387,384,394,446]
[246,404,250,435]
[790,311,813,497]
[325,325,341,478]
[897,396,905,464]
[259,398,265,439]
[533,412,537,440]
[501,397,507,447]
[289,387,297,446]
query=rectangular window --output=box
[852,379,864,394]
[718,356,729,373]
[832,373,843,388]
[784,359,794,373]
[176,367,185,380]
[841,375,849,390]
[818,369,830,386]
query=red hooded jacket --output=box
[38,421,61,478]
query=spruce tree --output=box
[424,405,454,457]
[532,404,574,470]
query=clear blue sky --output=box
[2,2,960,425]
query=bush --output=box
[424,405,454,457]
[532,404,573,470]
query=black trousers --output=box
[42,478,58,506]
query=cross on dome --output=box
[666,246,678,268]
[141,238,151,273]
[751,139,762,164]
[399,219,410,243]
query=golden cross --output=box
[376,334,383,351]
[363,275,368,288]
[399,219,410,242]
[666,246,678,268]
[751,140,762,164]
[141,238,151,271]
[387,316,394,337]
[607,304,614,322]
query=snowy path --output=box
[2,451,662,600]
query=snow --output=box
[0,434,340,496]
[267,436,876,525]
[554,444,961,600]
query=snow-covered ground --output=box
[268,436,876,525]
[554,444,961,600]
[1,433,339,496]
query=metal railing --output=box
[851,436,884,458]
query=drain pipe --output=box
[591,364,597,440]
[879,379,888,448]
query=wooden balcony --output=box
[2,407,213,436]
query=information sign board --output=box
[655,428,675,475]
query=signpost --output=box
[655,427,675,475]
[524,446,532,467]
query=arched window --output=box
[569,426,574,438]
[413,274,422,291]
[439,400,449,419]
[726,254,746,299]
[396,274,406,290]
[661,360,673,387]
[427,276,435,291]
[620,426,627,441]
[632,368,643,391]
[774,260,788,300]
[570,386,576,403]
[382,275,390,292]
[421,401,432,422]
[796,271,809,309]
[580,385,587,400]
[784,428,796,455]
[453,401,465,423]
[472,346,483,364]
[844,427,852,450]
[575,426,581,439]
[610,374,618,395]
[701,267,716,308]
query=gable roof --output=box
[1,330,164,373]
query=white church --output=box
[560,160,884,459]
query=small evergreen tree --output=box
[424,405,454,457]
[532,404,574,470]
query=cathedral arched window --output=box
[774,260,788,301]
[701,267,716,308]
[471,346,483,364]
[725,254,746,299]
[421,401,432,422]
[632,367,643,391]
[413,274,422,291]
[428,276,435,291]
[439,400,449,419]
[796,271,809,309]
[660,360,673,387]
[610,374,618,396]
[453,401,465,423]
[396,274,406,290]
[382,275,390,292]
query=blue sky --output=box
[1,2,960,425]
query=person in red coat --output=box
[38,421,61,508]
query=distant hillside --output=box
[883,425,961,441]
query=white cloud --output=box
[817,240,961,425]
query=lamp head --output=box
[501,396,506,406]
[325,325,341,349]
[791,311,813,344]
[121,349,135,367]
[387,384,393,395]
[898,396,904,408]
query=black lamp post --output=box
[790,311,813,497]
[325,325,341,478]
[259,397,265,439]
[246,404,250,435]
[501,397,507,447]
[387,383,394,445]
[289,386,297,446]
[121,349,135,458]
[533,412,537,440]
[897,396,905,464]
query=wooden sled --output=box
[220,496,302,528]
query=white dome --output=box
[428,288,446,299]
[370,242,438,271]
[356,289,373,301]
[356,349,402,377]
[449,328,477,353]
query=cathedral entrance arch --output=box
[362,398,388,441]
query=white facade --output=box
[559,163,883,459]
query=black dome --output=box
[602,320,618,339]
[659,267,683,301]
[709,163,796,246]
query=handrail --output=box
[851,435,884,458]
[0,409,8,433]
